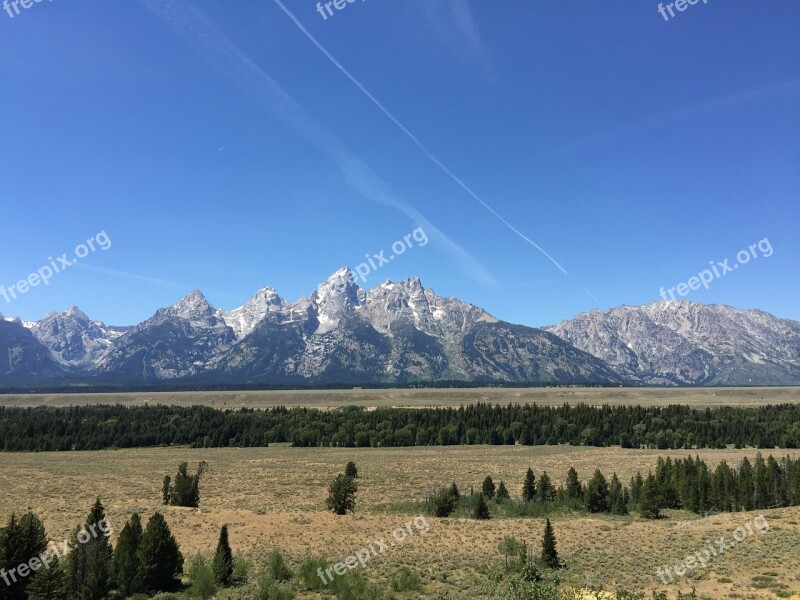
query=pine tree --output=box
[113,513,143,597]
[162,475,171,505]
[449,482,460,500]
[482,476,496,499]
[522,468,536,502]
[538,471,555,502]
[344,461,359,479]
[1,512,48,600]
[212,525,233,586]
[639,472,661,519]
[609,473,628,515]
[326,473,358,515]
[433,487,457,517]
[565,467,582,501]
[137,512,184,593]
[496,481,510,501]
[70,499,113,600]
[540,519,560,569]
[25,555,70,600]
[630,473,644,504]
[585,469,610,513]
[473,494,491,520]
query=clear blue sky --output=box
[1,0,798,328]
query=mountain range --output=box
[2,268,798,387]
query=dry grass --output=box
[1,385,799,410]
[1,444,799,598]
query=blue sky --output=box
[1,0,798,328]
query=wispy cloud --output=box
[556,79,800,154]
[272,0,569,277]
[138,0,496,287]
[411,0,493,77]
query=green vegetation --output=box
[4,401,800,451]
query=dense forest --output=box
[2,403,800,451]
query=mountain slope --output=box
[547,301,800,385]
[0,316,64,380]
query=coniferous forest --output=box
[2,402,800,451]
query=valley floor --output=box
[1,444,798,598]
[2,385,800,410]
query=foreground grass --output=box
[0,445,798,598]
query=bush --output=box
[254,572,295,600]
[232,556,250,584]
[330,571,389,600]
[298,556,329,591]
[391,567,422,592]
[432,487,458,517]
[187,554,217,599]
[266,549,292,582]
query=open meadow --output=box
[1,386,799,410]
[1,443,799,599]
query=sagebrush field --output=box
[2,442,799,599]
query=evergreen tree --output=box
[112,513,143,597]
[538,471,555,502]
[540,519,560,569]
[473,494,491,520]
[162,476,171,505]
[25,555,70,600]
[432,487,458,517]
[344,461,359,479]
[70,499,113,600]
[630,473,643,504]
[522,468,537,502]
[326,473,358,515]
[449,482,460,500]
[585,470,610,513]
[609,473,628,515]
[639,472,661,519]
[212,525,233,586]
[482,476,496,499]
[0,512,47,600]
[137,512,184,593]
[166,462,207,508]
[565,467,582,501]
[496,481,510,501]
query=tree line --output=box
[3,402,800,451]
[0,499,236,600]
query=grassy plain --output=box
[0,444,798,599]
[1,385,799,410]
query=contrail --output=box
[139,0,497,287]
[272,0,569,277]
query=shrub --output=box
[391,567,422,592]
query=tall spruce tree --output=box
[326,473,358,515]
[473,494,491,520]
[522,468,537,502]
[0,512,48,600]
[540,519,560,569]
[70,499,113,600]
[212,525,233,586]
[538,472,555,502]
[482,476,496,499]
[344,462,359,479]
[25,555,70,600]
[112,513,143,597]
[565,467,582,501]
[496,481,510,501]
[609,473,628,515]
[137,512,184,593]
[585,469,610,513]
[639,472,661,519]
